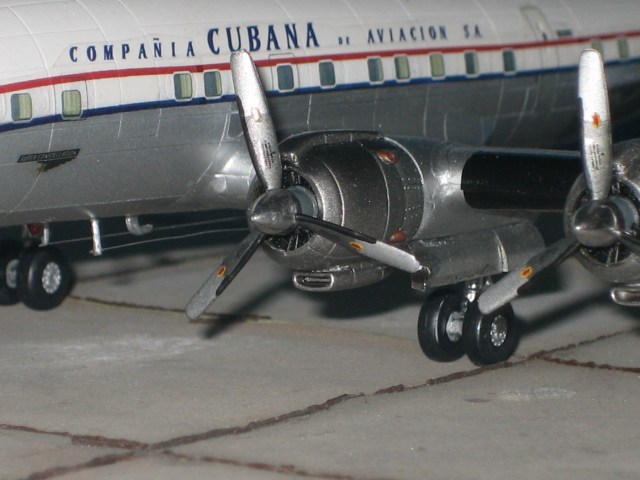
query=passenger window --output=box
[61,90,82,118]
[11,93,32,122]
[174,73,193,100]
[618,37,630,59]
[367,57,384,83]
[430,54,445,78]
[319,61,336,87]
[591,40,604,57]
[465,52,479,76]
[277,65,295,91]
[503,50,517,74]
[395,56,410,80]
[204,70,223,98]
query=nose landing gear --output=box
[0,243,73,311]
[417,283,520,366]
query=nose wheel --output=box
[0,243,73,311]
[417,288,520,365]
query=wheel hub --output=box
[490,315,508,347]
[6,259,18,290]
[42,262,62,295]
[445,312,464,342]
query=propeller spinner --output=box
[186,51,423,320]
[479,49,637,315]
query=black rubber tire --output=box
[417,290,466,362]
[17,247,73,311]
[463,301,520,366]
[0,243,21,305]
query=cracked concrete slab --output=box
[2,229,640,479]
[0,297,473,445]
[174,358,640,480]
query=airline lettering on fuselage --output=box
[367,25,448,44]
[68,23,320,63]
[69,38,197,63]
[207,23,319,54]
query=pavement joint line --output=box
[0,424,147,450]
[519,326,639,360]
[539,355,640,374]
[148,393,365,451]
[22,452,138,480]
[67,294,271,323]
[66,295,419,345]
[161,450,396,480]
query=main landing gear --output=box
[417,281,519,366]
[0,241,73,311]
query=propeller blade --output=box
[578,49,613,201]
[295,214,423,273]
[186,230,266,320]
[478,238,579,315]
[231,50,282,191]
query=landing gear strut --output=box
[417,283,520,366]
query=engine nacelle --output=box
[260,131,543,291]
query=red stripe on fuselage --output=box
[0,29,639,95]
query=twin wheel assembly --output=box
[0,245,73,311]
[417,288,518,366]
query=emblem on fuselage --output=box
[18,149,80,170]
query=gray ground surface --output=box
[1,222,639,479]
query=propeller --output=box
[186,51,423,320]
[478,49,633,315]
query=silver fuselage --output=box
[0,0,639,228]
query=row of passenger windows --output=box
[7,37,634,123]
[174,70,223,100]
[11,90,83,122]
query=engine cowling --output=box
[259,131,544,291]
[259,132,424,275]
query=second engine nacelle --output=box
[260,131,547,291]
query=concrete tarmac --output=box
[1,225,639,479]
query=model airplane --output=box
[0,0,639,366]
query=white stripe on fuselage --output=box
[0,0,638,130]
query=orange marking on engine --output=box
[592,112,601,128]
[520,266,534,279]
[217,266,228,277]
[389,229,407,244]
[350,242,364,251]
